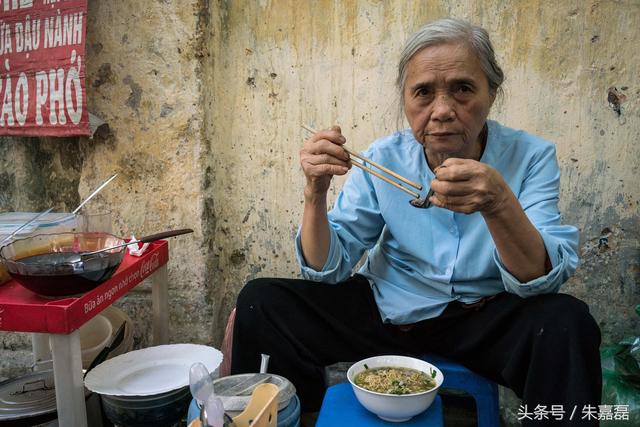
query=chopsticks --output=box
[301,125,422,198]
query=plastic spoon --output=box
[190,362,215,407]
[204,395,225,427]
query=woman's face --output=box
[403,42,495,160]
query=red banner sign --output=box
[0,0,89,136]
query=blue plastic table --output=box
[316,383,444,427]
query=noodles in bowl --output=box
[347,355,443,422]
[354,366,437,395]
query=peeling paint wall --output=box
[0,0,212,378]
[0,0,638,422]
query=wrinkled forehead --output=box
[404,42,487,85]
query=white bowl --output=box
[80,313,113,355]
[347,355,444,422]
[99,305,135,360]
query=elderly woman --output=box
[231,18,601,424]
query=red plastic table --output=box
[0,240,170,427]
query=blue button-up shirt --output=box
[295,120,579,324]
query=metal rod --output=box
[72,174,118,215]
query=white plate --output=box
[84,344,223,396]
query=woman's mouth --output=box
[426,132,458,137]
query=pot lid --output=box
[0,370,56,421]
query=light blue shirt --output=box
[295,120,579,324]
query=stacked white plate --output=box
[84,344,223,427]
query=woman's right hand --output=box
[300,125,351,199]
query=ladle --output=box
[72,174,118,215]
[77,228,193,260]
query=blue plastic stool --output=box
[421,354,500,427]
[316,382,443,426]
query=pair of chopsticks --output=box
[301,125,422,198]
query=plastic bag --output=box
[600,305,640,426]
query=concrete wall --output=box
[0,0,212,376]
[1,0,638,422]
[205,0,638,340]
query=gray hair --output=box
[397,18,504,100]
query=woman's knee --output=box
[237,278,272,306]
[236,277,300,314]
[529,293,601,346]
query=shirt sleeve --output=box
[494,143,579,297]
[295,155,386,283]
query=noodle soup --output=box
[354,366,436,395]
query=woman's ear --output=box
[489,91,497,108]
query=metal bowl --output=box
[0,232,126,297]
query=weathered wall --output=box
[204,0,638,423]
[205,0,638,339]
[0,0,213,377]
[1,0,638,423]
[79,0,211,349]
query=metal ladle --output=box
[74,228,194,261]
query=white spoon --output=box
[190,362,215,407]
[204,394,225,427]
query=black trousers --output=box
[231,275,602,425]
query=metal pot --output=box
[0,370,57,426]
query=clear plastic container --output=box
[0,212,82,239]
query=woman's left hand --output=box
[428,158,509,215]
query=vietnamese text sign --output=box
[0,0,89,136]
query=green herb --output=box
[430,368,436,379]
[364,363,369,370]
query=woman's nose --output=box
[431,94,455,122]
